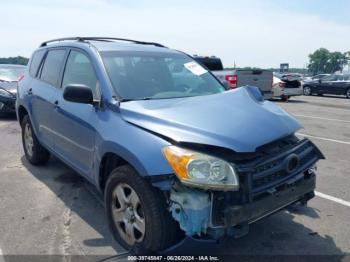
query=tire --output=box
[346,88,350,99]
[281,95,289,102]
[303,86,312,96]
[105,165,183,254]
[21,115,50,165]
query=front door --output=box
[51,49,100,177]
[321,75,339,95]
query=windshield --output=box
[101,51,225,100]
[0,66,25,81]
[312,74,329,80]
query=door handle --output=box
[27,88,33,95]
[54,100,60,109]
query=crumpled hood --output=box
[120,87,302,152]
[0,81,17,95]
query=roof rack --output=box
[39,37,166,48]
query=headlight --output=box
[0,88,12,98]
[163,145,239,191]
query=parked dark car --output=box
[17,37,324,254]
[303,73,330,82]
[303,74,350,98]
[0,64,26,115]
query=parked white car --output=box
[272,73,303,101]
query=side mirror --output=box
[63,84,94,104]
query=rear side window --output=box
[29,50,45,77]
[40,49,66,87]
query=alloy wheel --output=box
[303,86,311,96]
[24,123,34,157]
[111,183,145,246]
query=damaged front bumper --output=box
[223,172,315,227]
[170,171,315,240]
[168,138,324,240]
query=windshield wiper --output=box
[119,97,153,102]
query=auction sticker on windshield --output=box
[184,61,207,76]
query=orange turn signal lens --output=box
[163,146,194,180]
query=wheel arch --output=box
[17,105,28,125]
[303,84,313,94]
[99,152,128,192]
[97,144,149,193]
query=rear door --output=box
[30,48,67,149]
[50,49,99,176]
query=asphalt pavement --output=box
[0,94,349,260]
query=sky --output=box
[1,0,350,68]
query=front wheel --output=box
[21,115,50,165]
[105,165,183,254]
[303,86,312,96]
[346,88,350,99]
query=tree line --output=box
[308,48,349,75]
[0,56,29,65]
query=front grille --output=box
[253,170,287,189]
[236,138,324,199]
[209,137,323,227]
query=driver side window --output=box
[62,50,99,99]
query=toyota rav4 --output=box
[16,37,324,254]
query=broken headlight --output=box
[163,146,239,191]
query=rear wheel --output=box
[105,165,183,254]
[21,115,50,165]
[303,86,312,96]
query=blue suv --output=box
[17,37,324,254]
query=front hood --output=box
[0,81,17,95]
[120,87,302,152]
